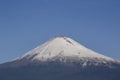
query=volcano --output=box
[0,36,120,80]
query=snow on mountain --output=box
[16,36,117,65]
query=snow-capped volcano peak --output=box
[18,36,115,63]
[1,36,120,80]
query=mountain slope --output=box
[0,61,120,80]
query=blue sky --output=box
[0,0,120,63]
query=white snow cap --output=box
[19,36,114,62]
